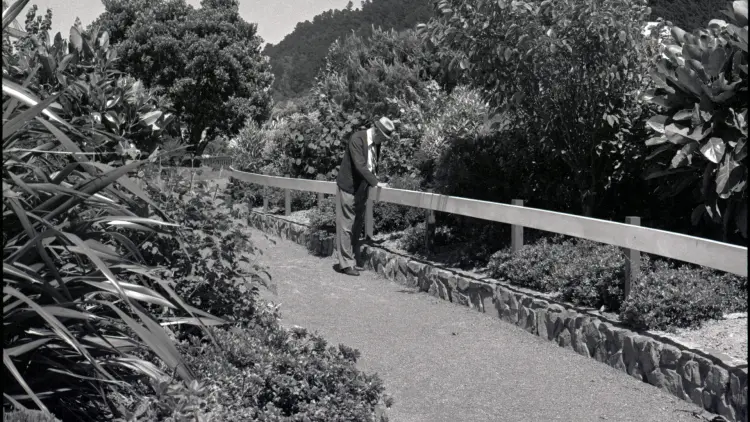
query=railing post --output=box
[365,187,374,239]
[425,209,436,252]
[285,189,291,216]
[623,216,641,301]
[263,185,269,213]
[511,199,524,253]
[317,192,324,209]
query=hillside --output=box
[263,0,433,102]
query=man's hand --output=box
[377,182,388,188]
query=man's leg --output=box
[335,186,357,270]
[351,183,368,266]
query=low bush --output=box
[308,196,337,234]
[373,175,425,234]
[142,177,273,324]
[488,237,748,330]
[621,263,748,331]
[111,303,391,421]
[399,222,427,253]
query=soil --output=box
[269,209,750,364]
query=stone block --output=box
[705,366,730,396]
[582,319,602,359]
[646,368,687,400]
[638,339,662,375]
[518,306,531,331]
[659,344,682,369]
[534,309,546,338]
[530,298,549,309]
[716,395,736,422]
[730,372,748,414]
[607,351,627,372]
[557,329,572,348]
[702,389,715,413]
[689,387,704,408]
[680,359,702,388]
[545,311,565,341]
[623,336,641,378]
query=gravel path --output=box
[251,228,709,422]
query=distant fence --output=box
[228,168,747,299]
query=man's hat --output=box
[375,117,395,139]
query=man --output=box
[334,116,395,276]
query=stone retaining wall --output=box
[248,211,748,422]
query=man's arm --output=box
[349,133,379,187]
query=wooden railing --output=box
[228,168,747,298]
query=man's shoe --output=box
[334,264,360,276]
[355,265,365,272]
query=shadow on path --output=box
[252,228,705,422]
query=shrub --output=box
[399,222,427,253]
[185,323,389,421]
[621,262,748,331]
[373,175,425,233]
[142,177,274,324]
[642,1,748,240]
[308,196,337,234]
[112,305,390,421]
[489,237,633,311]
[3,15,214,419]
[488,238,572,293]
[488,236,748,330]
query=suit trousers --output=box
[335,183,368,269]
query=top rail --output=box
[228,168,747,277]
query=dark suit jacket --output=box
[336,130,381,194]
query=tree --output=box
[643,1,747,241]
[420,0,656,217]
[94,0,274,155]
[263,0,434,101]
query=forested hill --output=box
[263,0,433,102]
[264,0,730,102]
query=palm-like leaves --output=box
[3,1,223,417]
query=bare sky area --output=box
[15,0,353,46]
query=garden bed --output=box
[274,208,748,365]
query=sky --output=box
[14,0,353,46]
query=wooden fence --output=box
[228,168,747,298]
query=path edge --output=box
[248,210,748,422]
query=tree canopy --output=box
[92,0,274,154]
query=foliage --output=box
[3,409,61,422]
[94,0,274,154]
[489,237,633,312]
[650,0,733,32]
[420,0,656,217]
[263,0,435,101]
[312,28,462,179]
[398,222,427,253]
[642,1,748,240]
[621,261,747,330]
[372,175,425,233]
[5,11,176,154]
[140,175,274,324]
[308,197,338,234]
[488,235,748,329]
[3,4,220,418]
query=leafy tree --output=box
[643,1,747,240]
[93,0,274,155]
[420,0,656,217]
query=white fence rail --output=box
[228,167,747,297]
